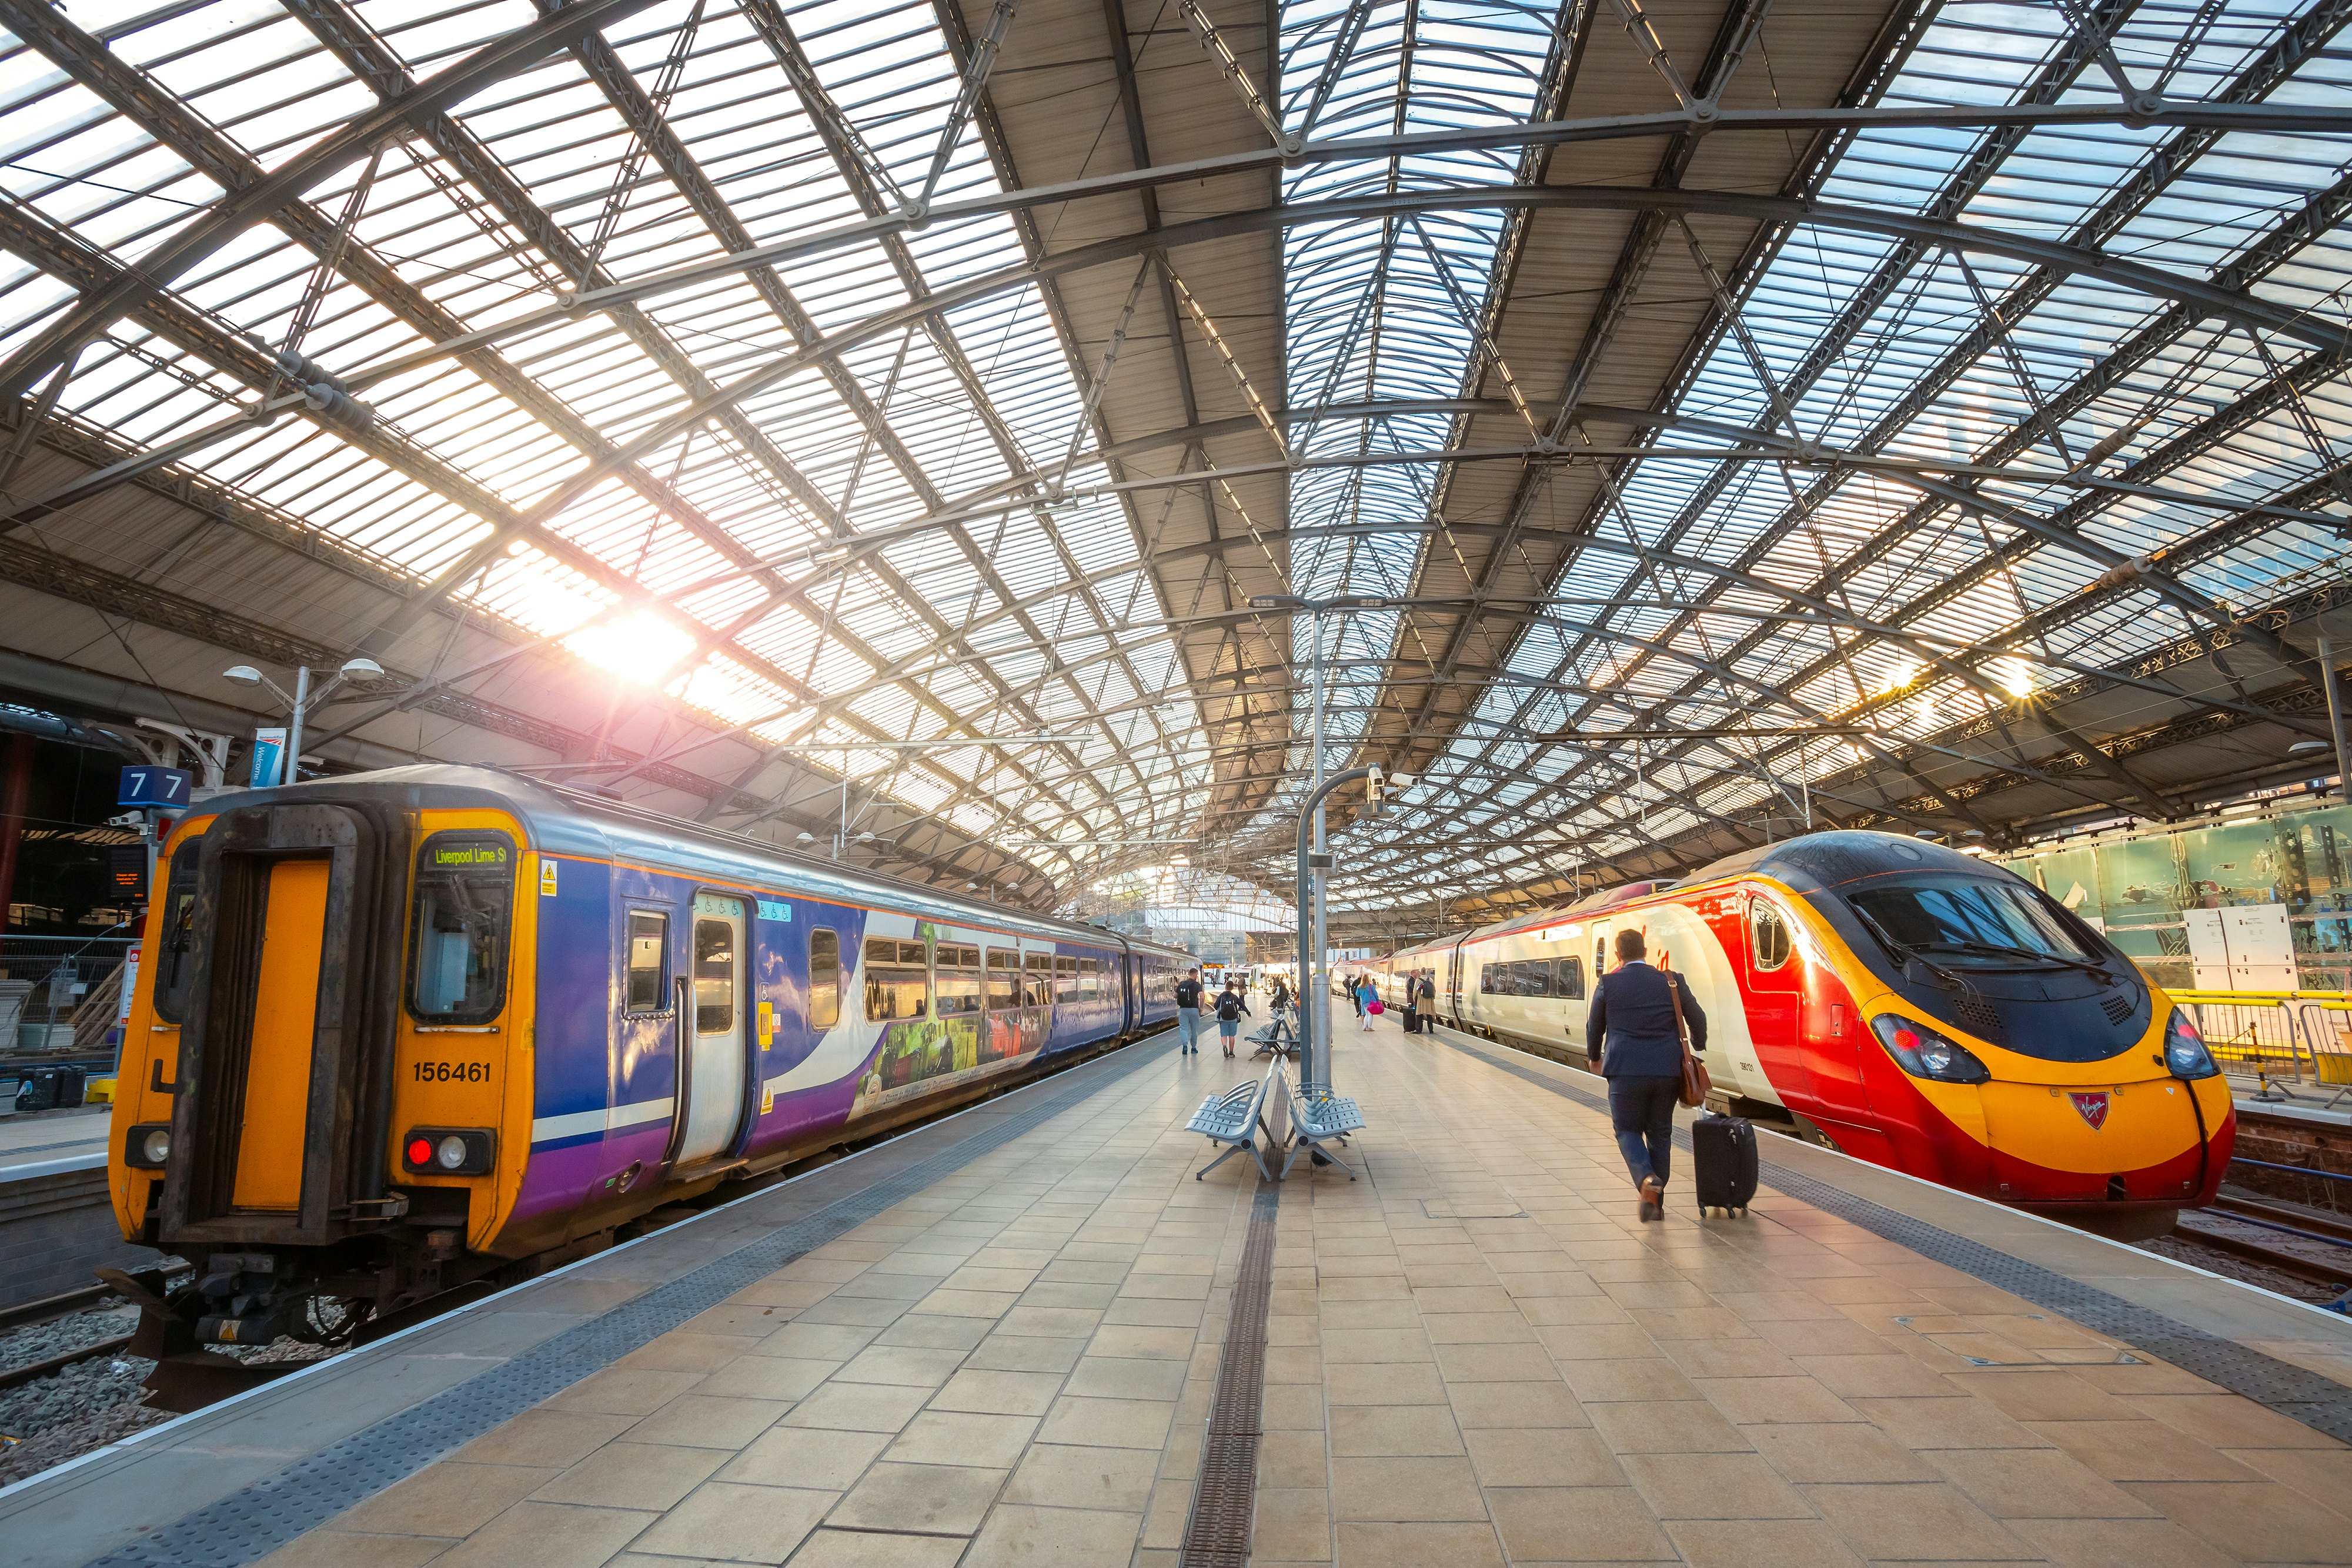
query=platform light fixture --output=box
[220,656,390,786]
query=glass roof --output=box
[1,0,2347,924]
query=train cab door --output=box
[1742,895,1805,1099]
[677,893,747,1165]
[161,799,399,1245]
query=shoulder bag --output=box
[1668,969,1710,1110]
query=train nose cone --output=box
[1979,1076,2221,1207]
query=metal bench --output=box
[1187,1078,1272,1181]
[1281,1086,1365,1179]
[1248,1006,1300,1059]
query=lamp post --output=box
[1289,763,1412,1095]
[222,657,383,786]
[1250,591,1391,1092]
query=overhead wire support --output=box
[1164,260,1294,463]
[2049,0,2156,111]
[912,0,1019,218]
[738,1,913,217]
[579,0,709,284]
[1177,0,1302,155]
[1048,258,1152,500]
[1291,0,1382,143]
[265,141,383,434]
[1409,218,1542,441]
[1947,247,2077,469]
[1608,0,1701,113]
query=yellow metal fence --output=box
[2167,989,2352,1104]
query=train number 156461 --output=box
[412,1061,492,1083]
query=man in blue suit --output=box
[1585,928,1706,1222]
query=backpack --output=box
[1215,993,1243,1021]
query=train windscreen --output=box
[407,834,515,1022]
[1846,875,2098,968]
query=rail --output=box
[2166,989,2352,1106]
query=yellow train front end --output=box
[106,787,539,1356]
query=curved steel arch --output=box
[348,178,2350,633]
[0,0,666,400]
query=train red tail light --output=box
[1870,1014,1990,1084]
[400,1126,495,1175]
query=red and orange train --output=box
[1372,831,2233,1235]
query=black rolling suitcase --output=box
[1690,1113,1758,1216]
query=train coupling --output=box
[191,1251,299,1346]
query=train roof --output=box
[1387,830,2020,958]
[174,764,1191,962]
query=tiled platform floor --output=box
[259,1025,2352,1568]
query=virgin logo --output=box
[2069,1092,2110,1131]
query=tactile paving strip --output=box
[82,1037,1177,1568]
[1434,1030,2352,1445]
[1178,1181,1279,1568]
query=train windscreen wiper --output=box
[1848,904,1971,992]
[1911,940,2116,981]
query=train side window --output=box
[626,911,669,1012]
[937,944,983,1016]
[1055,954,1077,1002]
[987,949,1020,1011]
[808,928,841,1029]
[864,937,928,1021]
[1025,951,1052,1006]
[408,833,515,1024]
[1078,957,1101,999]
[1555,957,1585,999]
[1750,898,1792,972]
[694,918,736,1032]
[152,838,202,1024]
[1479,963,1495,994]
[1595,935,1608,975]
[1524,959,1553,997]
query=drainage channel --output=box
[1180,1178,1280,1568]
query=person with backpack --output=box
[1586,928,1707,1222]
[1213,982,1251,1058]
[1173,967,1205,1055]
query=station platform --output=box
[5,1024,2351,1568]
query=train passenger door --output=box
[1742,894,1805,1098]
[678,893,747,1164]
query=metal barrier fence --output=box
[0,935,131,1064]
[2172,989,2352,1107]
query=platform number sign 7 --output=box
[118,765,193,809]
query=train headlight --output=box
[1870,1014,1990,1084]
[2162,1007,2219,1079]
[124,1123,171,1168]
[400,1126,495,1175]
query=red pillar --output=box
[0,731,34,930]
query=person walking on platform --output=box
[1586,929,1706,1223]
[1401,974,1422,1034]
[1213,982,1251,1058]
[1357,975,1377,1031]
[1270,976,1292,1014]
[1349,976,1364,1021]
[1174,967,1205,1055]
